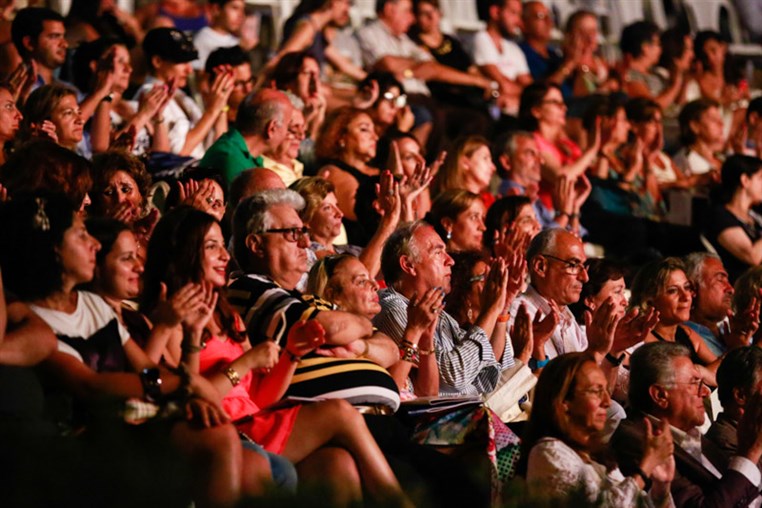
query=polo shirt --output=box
[200,128,263,186]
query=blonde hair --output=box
[432,135,490,197]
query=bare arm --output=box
[0,301,57,366]
[717,227,762,266]
[314,310,374,346]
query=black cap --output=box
[142,28,198,63]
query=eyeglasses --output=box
[261,226,309,242]
[541,99,566,107]
[542,254,587,275]
[669,379,707,396]
[382,91,407,109]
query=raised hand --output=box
[533,305,559,354]
[375,170,401,226]
[179,179,219,216]
[727,289,761,347]
[111,124,137,152]
[205,65,234,114]
[353,79,379,110]
[642,417,675,482]
[180,282,219,337]
[612,306,658,354]
[407,287,445,333]
[7,60,36,103]
[31,120,59,143]
[584,297,622,356]
[511,303,534,364]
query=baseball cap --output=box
[142,27,198,63]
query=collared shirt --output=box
[261,155,304,188]
[664,417,761,487]
[509,285,588,359]
[354,20,431,96]
[373,287,514,396]
[200,128,263,187]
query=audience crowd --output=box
[2,0,762,506]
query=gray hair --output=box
[232,189,305,271]
[499,130,535,157]
[526,227,562,267]
[380,220,429,285]
[283,90,305,111]
[628,342,691,413]
[236,91,288,136]
[683,252,721,291]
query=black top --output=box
[408,31,487,110]
[704,205,762,282]
[652,326,703,365]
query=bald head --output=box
[229,168,286,213]
[236,88,293,140]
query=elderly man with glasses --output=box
[612,342,762,507]
[508,228,648,372]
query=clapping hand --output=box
[584,297,622,356]
[612,306,658,354]
[511,303,534,364]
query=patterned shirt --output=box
[227,273,328,346]
[373,287,514,396]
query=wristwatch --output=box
[140,367,163,402]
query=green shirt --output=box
[200,128,263,187]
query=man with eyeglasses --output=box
[508,228,628,370]
[612,342,762,507]
[229,189,396,366]
[227,190,484,505]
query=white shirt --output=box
[354,19,431,96]
[192,27,240,71]
[527,437,670,507]
[471,30,529,81]
[136,77,206,159]
[509,285,588,359]
[30,291,130,363]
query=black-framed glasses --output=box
[261,226,309,242]
[542,254,587,275]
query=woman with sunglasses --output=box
[523,352,674,505]
[141,205,409,506]
[630,257,721,384]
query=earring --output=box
[339,141,346,148]
[446,230,452,241]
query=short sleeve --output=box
[472,31,498,66]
